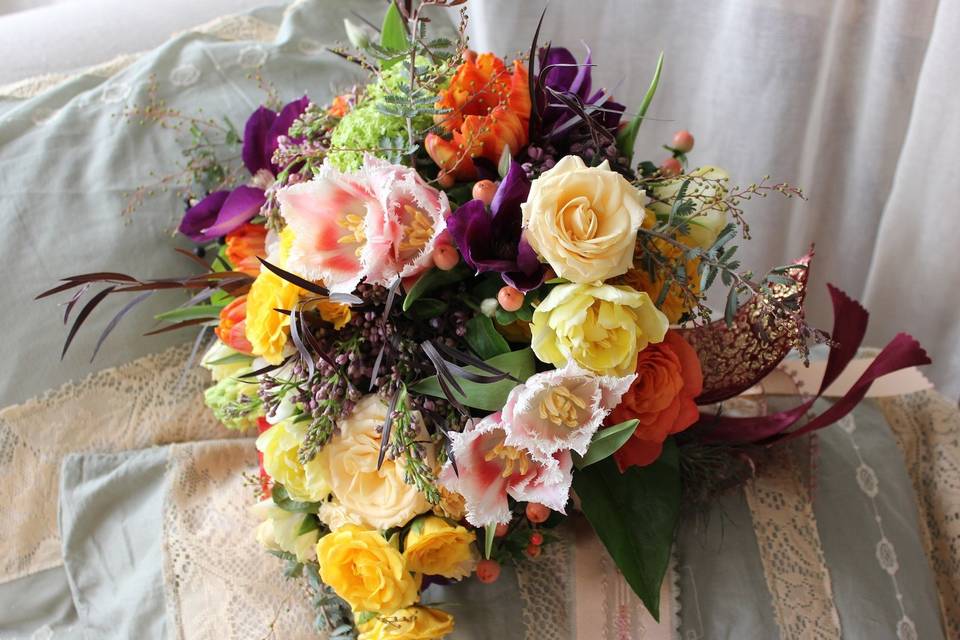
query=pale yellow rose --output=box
[256,419,331,503]
[358,606,455,640]
[521,155,644,283]
[249,499,319,563]
[316,525,420,614]
[317,499,363,531]
[649,166,729,249]
[318,395,433,530]
[530,283,668,376]
[403,516,477,580]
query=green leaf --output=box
[498,144,513,178]
[484,523,496,560]
[724,286,739,326]
[572,440,681,620]
[409,348,535,411]
[465,315,510,360]
[379,2,408,54]
[616,52,663,160]
[402,264,471,311]
[406,298,448,319]
[155,303,224,322]
[271,484,322,514]
[574,419,639,469]
[297,514,321,537]
[203,352,254,366]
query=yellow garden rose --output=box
[256,419,331,503]
[244,269,300,365]
[649,166,729,249]
[530,283,668,376]
[318,395,433,530]
[358,606,455,640]
[403,516,477,580]
[316,526,420,614]
[521,155,644,283]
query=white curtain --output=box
[467,0,960,399]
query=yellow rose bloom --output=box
[315,299,352,329]
[318,395,433,530]
[521,155,644,283]
[530,283,668,376]
[649,165,729,249]
[316,526,420,614]
[358,606,455,640]
[256,420,330,503]
[244,269,300,365]
[403,516,477,580]
[249,499,319,563]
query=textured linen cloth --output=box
[0,1,956,638]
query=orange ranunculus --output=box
[215,295,254,354]
[225,223,268,276]
[425,51,530,181]
[328,94,352,118]
[607,330,703,469]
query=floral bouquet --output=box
[39,2,930,638]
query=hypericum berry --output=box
[525,502,550,524]
[472,179,498,206]
[495,522,510,537]
[437,172,455,189]
[497,286,524,312]
[526,543,542,558]
[432,244,460,271]
[529,531,544,546]
[476,559,501,583]
[660,157,682,177]
[672,130,694,153]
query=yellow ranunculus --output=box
[316,299,352,329]
[403,516,477,580]
[530,283,668,376]
[244,269,300,365]
[521,155,644,284]
[316,525,420,614]
[318,395,433,530]
[649,166,729,249]
[256,419,330,503]
[358,606,455,640]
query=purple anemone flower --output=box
[535,46,624,143]
[446,162,546,291]
[179,96,309,243]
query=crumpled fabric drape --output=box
[467,0,960,399]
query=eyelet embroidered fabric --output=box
[0,343,230,583]
[878,390,960,639]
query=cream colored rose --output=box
[318,499,363,531]
[256,419,331,503]
[521,155,644,283]
[249,499,319,563]
[318,395,433,530]
[649,166,729,249]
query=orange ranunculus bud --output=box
[328,94,352,118]
[215,295,254,354]
[427,52,531,181]
[225,223,268,276]
[607,330,704,470]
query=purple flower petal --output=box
[568,45,593,100]
[179,190,230,242]
[447,200,491,271]
[266,95,310,173]
[503,236,546,292]
[197,186,266,240]
[242,107,278,175]
[491,162,531,224]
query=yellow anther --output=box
[337,213,366,256]
[399,204,433,253]
[538,386,586,428]
[484,442,532,478]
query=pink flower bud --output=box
[432,244,460,271]
[660,157,682,177]
[672,130,694,153]
[472,179,498,206]
[525,502,551,524]
[497,286,524,312]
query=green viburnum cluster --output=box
[328,60,438,171]
[203,375,263,431]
